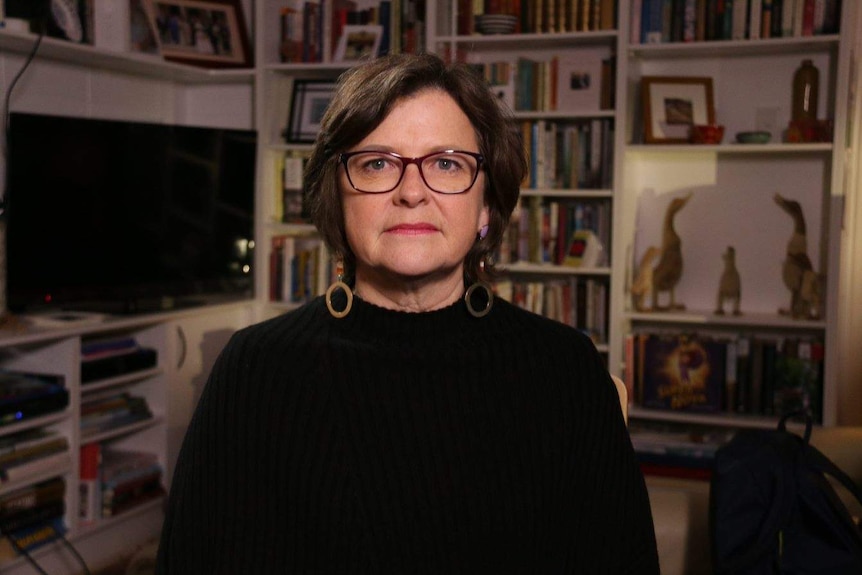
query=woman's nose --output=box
[393,163,430,205]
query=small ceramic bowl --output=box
[736,131,772,144]
[689,124,725,144]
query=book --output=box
[80,347,158,383]
[0,434,69,470]
[100,449,159,484]
[0,478,66,516]
[0,516,66,561]
[0,450,73,484]
[79,442,101,523]
[640,334,725,413]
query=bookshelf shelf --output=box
[520,188,613,198]
[626,311,828,331]
[80,368,164,395]
[0,30,254,84]
[514,110,616,120]
[503,262,612,276]
[625,142,832,154]
[436,30,618,49]
[0,465,73,498]
[80,415,164,445]
[627,35,840,59]
[628,405,806,431]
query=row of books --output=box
[0,429,71,486]
[628,420,736,480]
[80,445,164,523]
[269,235,333,304]
[0,477,67,561]
[497,277,608,342]
[277,153,310,225]
[506,54,615,112]
[278,0,425,63]
[501,196,611,268]
[456,0,616,35]
[0,370,69,428]
[80,336,158,384]
[80,393,154,438]
[519,118,614,190]
[624,332,824,421]
[631,0,841,45]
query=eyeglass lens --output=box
[344,151,480,194]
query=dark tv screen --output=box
[5,112,256,314]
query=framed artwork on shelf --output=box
[555,49,607,111]
[334,24,384,62]
[285,80,337,143]
[641,76,715,143]
[142,0,252,68]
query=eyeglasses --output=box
[339,150,484,195]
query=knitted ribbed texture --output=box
[156,296,659,574]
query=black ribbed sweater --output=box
[156,295,659,574]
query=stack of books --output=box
[80,393,153,438]
[0,477,67,561]
[0,429,71,485]
[80,337,158,384]
[629,420,736,481]
[79,446,164,523]
[0,371,69,427]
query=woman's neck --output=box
[353,268,464,313]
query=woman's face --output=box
[340,89,489,293]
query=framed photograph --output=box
[641,76,715,143]
[143,0,252,68]
[334,25,383,62]
[285,80,337,144]
[555,49,607,111]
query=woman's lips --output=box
[386,223,438,235]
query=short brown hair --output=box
[304,52,526,285]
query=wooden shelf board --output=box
[502,262,612,276]
[628,35,840,59]
[0,30,254,83]
[626,310,827,330]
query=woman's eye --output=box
[435,157,461,171]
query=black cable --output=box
[0,525,93,575]
[3,531,51,575]
[1,27,45,216]
[59,532,92,575]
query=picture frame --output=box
[333,24,383,62]
[142,0,252,68]
[641,76,715,143]
[555,48,608,111]
[285,80,337,144]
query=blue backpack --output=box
[710,412,862,574]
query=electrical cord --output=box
[1,24,45,216]
[0,524,92,575]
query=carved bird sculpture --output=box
[774,193,816,318]
[652,192,692,311]
[631,246,660,312]
[715,246,741,315]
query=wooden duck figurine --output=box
[774,193,816,318]
[631,246,660,311]
[652,192,692,311]
[715,246,741,315]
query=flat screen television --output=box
[5,112,257,315]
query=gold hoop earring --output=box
[325,258,353,318]
[465,261,494,319]
[465,281,493,318]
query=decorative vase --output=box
[792,59,819,122]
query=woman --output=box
[156,53,659,573]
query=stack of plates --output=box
[475,14,518,35]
